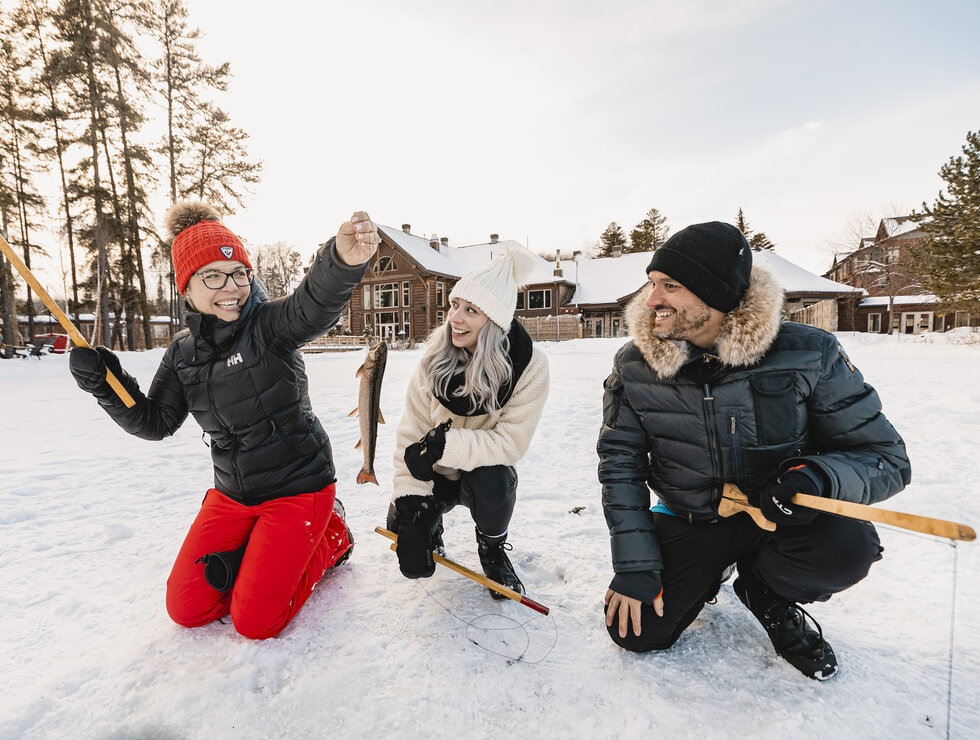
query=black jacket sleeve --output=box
[257,237,369,350]
[788,335,911,504]
[89,348,188,441]
[596,353,662,580]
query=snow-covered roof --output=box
[754,248,862,296]
[859,294,939,307]
[379,225,554,284]
[879,216,923,240]
[556,248,861,306]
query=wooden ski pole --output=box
[719,483,976,542]
[375,526,550,615]
[0,232,135,407]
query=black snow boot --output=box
[475,528,524,600]
[733,571,838,681]
[331,498,355,568]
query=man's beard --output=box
[651,304,712,341]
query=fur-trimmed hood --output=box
[624,263,783,378]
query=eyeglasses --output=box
[193,268,253,290]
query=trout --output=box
[349,341,388,485]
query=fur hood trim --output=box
[624,264,783,377]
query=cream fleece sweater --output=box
[391,346,550,502]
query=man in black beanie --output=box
[597,220,910,680]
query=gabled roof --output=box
[877,216,923,241]
[378,225,556,284]
[558,248,861,307]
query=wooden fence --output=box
[516,315,582,342]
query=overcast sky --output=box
[20,0,980,280]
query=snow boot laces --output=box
[733,573,839,681]
[475,528,524,600]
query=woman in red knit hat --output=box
[69,201,379,639]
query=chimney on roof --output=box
[611,245,623,258]
[429,235,440,250]
[490,233,499,244]
[440,237,449,247]
[554,249,563,278]
[401,223,411,233]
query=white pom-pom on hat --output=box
[449,247,541,332]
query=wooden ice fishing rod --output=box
[375,527,550,615]
[0,232,135,408]
[719,483,975,542]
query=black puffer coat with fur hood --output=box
[597,264,911,580]
[93,239,367,504]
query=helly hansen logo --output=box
[227,352,243,367]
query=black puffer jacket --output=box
[95,239,367,504]
[597,265,911,578]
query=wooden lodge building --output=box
[824,216,977,335]
[343,224,863,342]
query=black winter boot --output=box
[475,528,524,600]
[733,571,838,681]
[332,498,354,568]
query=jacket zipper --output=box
[207,363,245,493]
[702,383,723,514]
[729,412,744,482]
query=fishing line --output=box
[416,580,558,665]
[870,522,961,739]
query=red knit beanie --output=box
[165,200,251,295]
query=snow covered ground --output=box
[1,332,978,739]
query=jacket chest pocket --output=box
[749,371,801,446]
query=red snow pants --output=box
[166,484,351,639]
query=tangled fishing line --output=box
[417,581,558,665]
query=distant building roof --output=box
[379,225,555,284]
[557,248,860,307]
[859,294,939,307]
[878,216,924,240]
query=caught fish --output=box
[349,341,388,485]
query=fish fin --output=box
[357,470,379,486]
[356,364,365,378]
[377,408,386,425]
[355,439,362,449]
[348,408,358,418]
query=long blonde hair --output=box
[420,319,513,422]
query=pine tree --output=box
[596,221,627,257]
[0,22,47,341]
[18,0,83,325]
[911,130,980,311]
[735,207,775,251]
[628,208,669,253]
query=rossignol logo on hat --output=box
[219,246,234,259]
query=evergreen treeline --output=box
[0,0,261,353]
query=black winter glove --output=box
[759,466,823,526]
[69,346,124,397]
[195,543,248,592]
[609,570,663,604]
[392,495,443,579]
[404,419,452,482]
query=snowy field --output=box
[1,332,978,739]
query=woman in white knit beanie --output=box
[388,248,550,598]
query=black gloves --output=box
[69,346,123,395]
[195,543,247,592]
[609,570,663,604]
[392,495,444,579]
[404,419,452,481]
[760,466,823,526]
